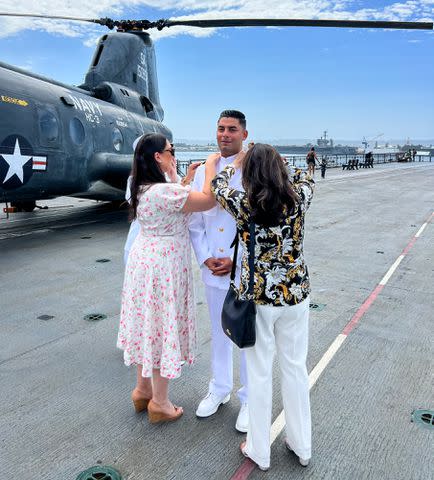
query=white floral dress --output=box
[117,183,196,379]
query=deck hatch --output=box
[309,302,326,311]
[84,313,107,322]
[75,465,122,480]
[411,409,434,429]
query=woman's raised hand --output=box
[182,162,202,186]
[167,157,178,183]
[205,152,221,167]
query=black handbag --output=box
[221,221,256,348]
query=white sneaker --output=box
[285,440,310,467]
[196,392,230,417]
[235,403,249,433]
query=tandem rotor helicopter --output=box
[0,13,432,211]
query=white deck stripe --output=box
[415,223,427,238]
[267,213,432,451]
[270,334,347,444]
[308,334,347,388]
[379,255,405,285]
[270,411,286,443]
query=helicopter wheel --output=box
[11,201,37,212]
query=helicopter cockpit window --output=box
[39,110,59,142]
[112,128,123,152]
[140,96,154,113]
[69,117,85,145]
[92,44,104,67]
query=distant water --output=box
[176,150,307,167]
[176,151,217,161]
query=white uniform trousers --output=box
[245,297,311,469]
[205,285,248,403]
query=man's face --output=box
[217,117,248,157]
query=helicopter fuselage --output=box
[0,60,172,206]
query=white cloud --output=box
[0,0,432,42]
[82,34,102,47]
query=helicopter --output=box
[0,13,432,211]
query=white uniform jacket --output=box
[124,177,140,257]
[189,154,243,290]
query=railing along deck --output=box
[176,153,433,176]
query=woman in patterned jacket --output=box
[211,143,315,471]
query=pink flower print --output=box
[117,182,195,379]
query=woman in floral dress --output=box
[118,133,219,423]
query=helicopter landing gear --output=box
[110,200,128,209]
[11,201,37,212]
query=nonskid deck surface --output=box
[0,162,433,480]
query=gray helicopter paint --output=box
[83,31,164,122]
[0,31,172,205]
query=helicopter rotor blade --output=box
[0,12,109,26]
[160,18,433,31]
[0,13,432,31]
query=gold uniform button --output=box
[218,248,224,252]
[218,228,224,232]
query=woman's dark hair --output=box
[129,133,167,220]
[242,144,299,226]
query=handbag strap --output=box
[229,220,255,294]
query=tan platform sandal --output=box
[147,399,183,424]
[131,389,151,413]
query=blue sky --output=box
[0,1,433,145]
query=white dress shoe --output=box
[285,439,310,467]
[196,392,230,417]
[235,403,249,433]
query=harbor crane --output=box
[362,133,384,151]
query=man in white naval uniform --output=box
[189,110,249,432]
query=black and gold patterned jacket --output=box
[211,165,314,306]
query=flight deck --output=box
[0,162,433,480]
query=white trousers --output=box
[245,297,311,469]
[205,285,248,403]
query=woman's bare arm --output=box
[182,153,220,213]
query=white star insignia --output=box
[1,139,33,184]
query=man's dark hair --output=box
[218,110,246,129]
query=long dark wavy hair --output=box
[242,143,299,226]
[129,133,167,220]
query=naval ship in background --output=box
[275,131,358,155]
[275,131,433,156]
